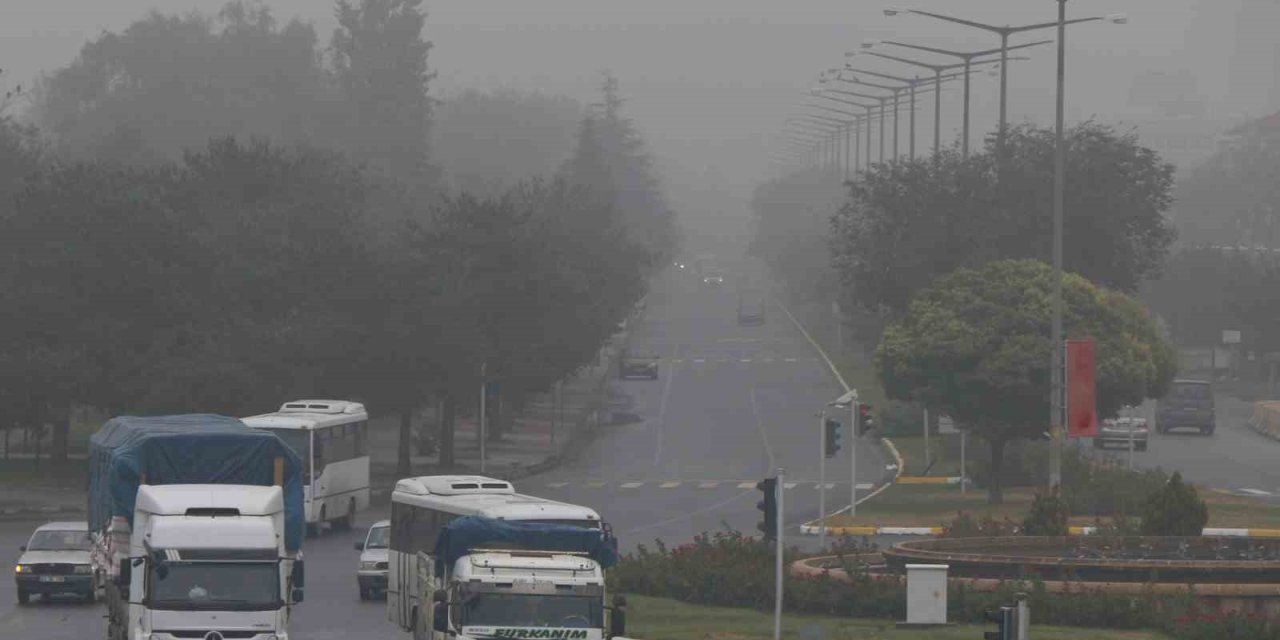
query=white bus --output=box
[244,399,370,535]
[387,475,604,634]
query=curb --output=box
[774,295,904,521]
[896,476,963,485]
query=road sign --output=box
[1223,330,1242,344]
[937,415,958,435]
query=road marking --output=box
[586,481,606,488]
[546,482,568,488]
[783,482,798,490]
[671,359,684,364]
[737,482,756,489]
[652,345,679,467]
[739,358,752,363]
[660,481,681,489]
[620,482,643,489]
[693,358,706,363]
[857,483,873,490]
[1239,488,1275,496]
[749,387,777,470]
[815,483,836,490]
[699,481,719,489]
[784,358,798,363]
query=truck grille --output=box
[27,563,76,575]
[165,632,261,639]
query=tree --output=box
[876,260,1177,504]
[1172,112,1280,246]
[832,122,1177,314]
[588,73,676,266]
[1022,489,1069,536]
[31,2,334,165]
[1140,471,1208,536]
[330,0,438,188]
[748,165,845,304]
[434,89,583,198]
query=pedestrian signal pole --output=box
[817,412,827,550]
[774,467,785,640]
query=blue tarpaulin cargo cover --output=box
[432,516,619,576]
[88,414,305,551]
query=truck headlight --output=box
[360,561,381,571]
[74,564,93,574]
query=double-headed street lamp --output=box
[792,114,848,173]
[862,39,1050,157]
[827,66,962,161]
[882,6,1126,151]
[849,50,1012,157]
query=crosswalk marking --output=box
[659,481,681,489]
[739,358,751,363]
[737,482,756,489]
[620,482,643,489]
[586,481,606,488]
[546,482,568,488]
[699,481,719,489]
[815,483,836,490]
[694,358,706,363]
[785,358,798,362]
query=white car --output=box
[354,519,389,600]
[1094,416,1149,451]
[14,521,95,604]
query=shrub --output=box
[1022,489,1069,536]
[941,511,1019,538]
[1169,610,1280,640]
[1141,471,1209,536]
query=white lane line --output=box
[693,358,706,363]
[815,483,836,490]
[1238,488,1274,496]
[546,482,568,488]
[652,344,679,467]
[739,358,752,363]
[749,387,777,470]
[586,481,606,488]
[856,483,873,490]
[737,482,756,489]
[620,482,643,489]
[783,483,798,490]
[699,482,719,489]
[660,481,681,489]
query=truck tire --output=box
[16,588,28,605]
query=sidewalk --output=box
[366,341,626,501]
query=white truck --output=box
[89,415,306,640]
[387,475,626,640]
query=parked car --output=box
[1094,416,1149,451]
[1156,379,1216,435]
[619,350,660,380]
[354,519,390,600]
[14,521,95,604]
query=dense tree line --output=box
[1172,113,1280,247]
[747,166,844,304]
[1,1,673,468]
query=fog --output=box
[3,0,1278,240]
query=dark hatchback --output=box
[1156,379,1216,435]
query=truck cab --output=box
[431,550,624,640]
[107,485,302,640]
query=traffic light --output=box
[823,419,842,457]
[983,606,1014,640]
[755,477,778,541]
[857,403,875,436]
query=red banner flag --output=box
[1066,339,1098,438]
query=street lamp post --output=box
[835,66,964,160]
[882,6,1126,152]
[816,87,891,163]
[809,91,892,168]
[1049,0,1068,490]
[862,40,1048,156]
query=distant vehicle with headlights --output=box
[355,519,390,600]
[701,272,725,287]
[14,521,95,604]
[619,349,659,380]
[1094,416,1149,451]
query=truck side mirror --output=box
[432,589,447,603]
[353,541,364,551]
[292,587,305,604]
[19,545,25,552]
[613,594,627,608]
[292,560,305,589]
[433,603,449,633]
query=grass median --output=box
[625,594,1168,640]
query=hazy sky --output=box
[2,1,1274,240]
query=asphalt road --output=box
[0,266,889,638]
[1091,393,1280,501]
[527,268,889,549]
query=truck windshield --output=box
[148,561,280,611]
[459,593,602,629]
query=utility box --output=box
[904,563,949,625]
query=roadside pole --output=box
[817,413,827,550]
[850,392,859,516]
[480,362,487,473]
[1127,407,1135,471]
[923,408,931,469]
[774,467,785,640]
[960,429,968,495]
